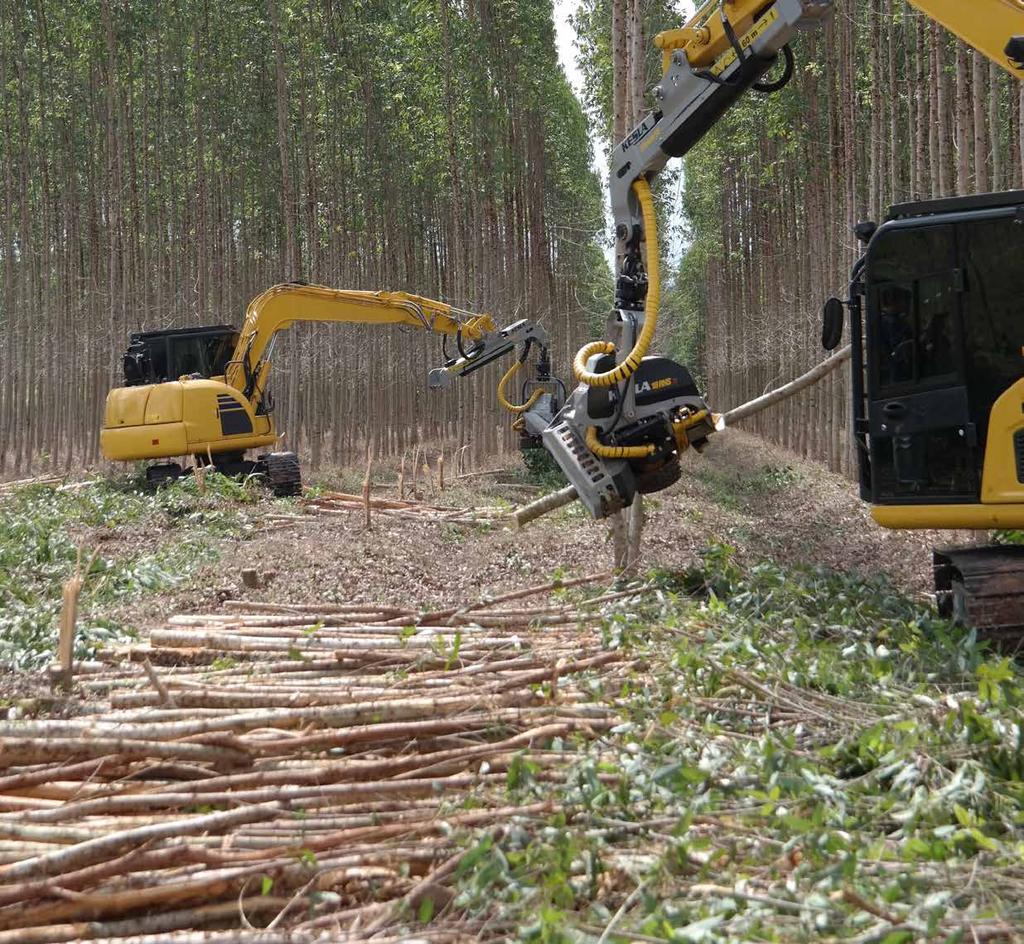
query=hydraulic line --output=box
[497,360,544,414]
[573,175,661,459]
[573,176,660,387]
[584,426,655,459]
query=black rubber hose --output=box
[753,44,794,94]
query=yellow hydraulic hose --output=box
[497,360,544,414]
[585,426,655,459]
[575,176,661,459]
[573,176,660,388]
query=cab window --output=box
[872,276,957,391]
[868,223,960,392]
[960,214,1024,431]
[875,284,915,387]
[207,333,237,376]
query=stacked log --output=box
[0,576,643,942]
[264,492,508,529]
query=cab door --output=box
[865,224,978,504]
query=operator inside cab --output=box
[878,285,915,386]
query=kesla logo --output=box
[637,378,673,393]
[621,118,656,152]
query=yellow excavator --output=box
[99,283,558,493]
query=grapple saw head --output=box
[523,351,718,518]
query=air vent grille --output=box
[1015,430,1024,484]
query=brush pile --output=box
[266,492,507,529]
[0,574,638,943]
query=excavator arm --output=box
[608,0,1021,268]
[909,0,1024,74]
[608,0,830,254]
[225,283,542,415]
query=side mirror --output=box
[821,297,844,351]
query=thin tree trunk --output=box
[935,22,951,195]
[268,0,300,280]
[973,51,987,191]
[612,0,627,142]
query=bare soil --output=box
[111,429,957,637]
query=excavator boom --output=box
[909,0,1024,75]
[226,284,498,413]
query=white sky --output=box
[551,0,695,269]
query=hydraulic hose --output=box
[585,426,655,459]
[497,360,543,414]
[573,176,660,388]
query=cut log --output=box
[512,485,578,528]
[721,345,852,427]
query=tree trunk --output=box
[935,23,951,195]
[268,0,300,281]
[972,51,987,191]
[612,0,628,142]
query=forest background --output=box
[1,0,1021,476]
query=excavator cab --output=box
[835,190,1024,642]
[122,326,239,387]
[850,191,1024,512]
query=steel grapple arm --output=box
[524,0,832,519]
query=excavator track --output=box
[933,545,1024,649]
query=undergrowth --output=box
[0,473,260,670]
[454,545,1024,941]
[691,462,805,512]
[524,450,567,489]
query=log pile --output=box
[0,575,640,942]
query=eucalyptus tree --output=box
[0,0,605,474]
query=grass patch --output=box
[693,462,806,513]
[0,473,259,670]
[521,447,568,489]
[453,546,1024,940]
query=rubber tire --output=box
[264,451,302,497]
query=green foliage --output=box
[453,545,1024,938]
[521,446,568,489]
[994,530,1024,546]
[571,0,682,147]
[690,461,806,513]
[0,475,253,670]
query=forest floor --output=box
[1,430,1022,942]
[106,429,943,632]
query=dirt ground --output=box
[115,429,956,634]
